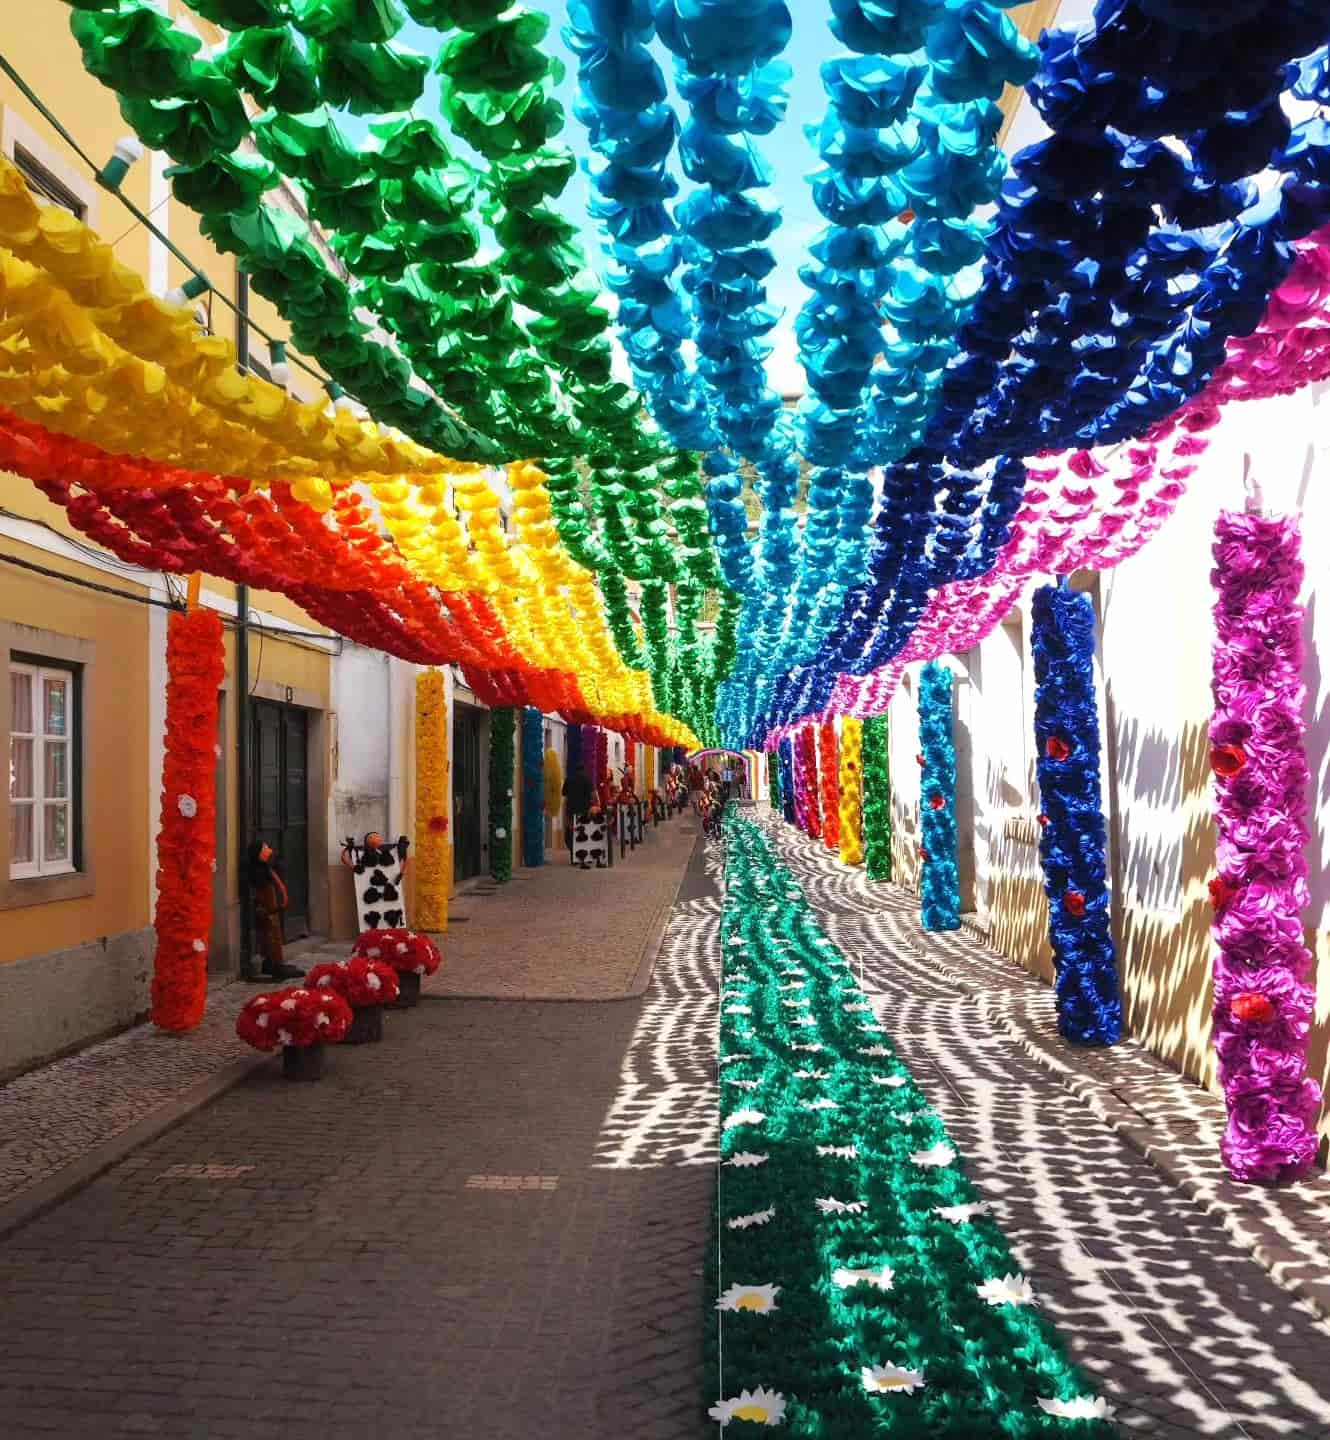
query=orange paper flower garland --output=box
[150,606,225,1032]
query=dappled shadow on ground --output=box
[765,815,1330,1440]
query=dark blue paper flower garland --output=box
[521,706,545,868]
[1031,584,1123,1046]
[777,736,796,825]
[918,661,959,931]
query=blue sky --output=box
[390,4,846,396]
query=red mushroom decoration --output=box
[1063,890,1087,917]
[1210,743,1247,778]
[1230,992,1275,1024]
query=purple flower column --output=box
[1209,509,1321,1184]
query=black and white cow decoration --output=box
[341,831,410,931]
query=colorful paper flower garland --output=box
[837,717,863,867]
[1208,510,1321,1183]
[489,707,516,884]
[521,706,546,868]
[917,664,959,931]
[710,815,1114,1435]
[413,669,450,933]
[150,606,225,1032]
[1030,585,1122,1047]
[818,723,840,854]
[862,714,892,883]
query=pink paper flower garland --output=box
[1208,509,1321,1185]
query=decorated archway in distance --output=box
[687,748,760,799]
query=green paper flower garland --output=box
[708,815,1114,1435]
[488,705,515,883]
[862,714,893,883]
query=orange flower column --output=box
[150,603,225,1031]
[819,723,840,852]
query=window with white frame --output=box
[9,660,79,878]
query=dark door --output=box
[452,703,483,881]
[252,699,310,937]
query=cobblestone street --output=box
[5,820,1330,1438]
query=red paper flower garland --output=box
[818,723,839,852]
[150,607,225,1032]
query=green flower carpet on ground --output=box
[706,814,1116,1436]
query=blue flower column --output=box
[917,662,960,931]
[1031,584,1123,1045]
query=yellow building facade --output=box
[0,3,338,1074]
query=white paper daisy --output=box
[716,1283,781,1315]
[815,1197,865,1215]
[726,936,746,949]
[727,1206,776,1230]
[730,969,752,980]
[720,1053,752,1066]
[1036,1396,1115,1421]
[859,1045,892,1057]
[933,1201,990,1224]
[726,1078,760,1090]
[721,990,749,1001]
[871,1075,908,1087]
[781,998,811,1009]
[276,1028,292,1045]
[977,1273,1035,1307]
[780,968,806,978]
[859,1024,884,1034]
[792,1016,818,1027]
[833,1266,894,1291]
[801,1097,839,1111]
[791,1042,823,1052]
[794,1068,829,1079]
[779,981,806,992]
[862,1363,925,1395]
[724,1152,769,1168]
[909,1144,956,1168]
[843,1002,872,1013]
[725,1005,753,1015]
[176,793,198,818]
[723,1109,766,1130]
[708,1388,787,1427]
[817,1144,858,1159]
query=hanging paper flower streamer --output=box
[489,708,517,883]
[837,717,864,867]
[521,706,546,868]
[413,669,450,933]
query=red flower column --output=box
[818,723,840,852]
[151,605,224,1032]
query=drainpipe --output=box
[237,583,253,978]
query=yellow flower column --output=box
[839,717,864,866]
[414,669,450,933]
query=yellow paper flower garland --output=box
[413,668,450,932]
[839,717,864,866]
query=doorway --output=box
[251,698,310,938]
[452,702,484,882]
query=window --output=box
[9,660,79,878]
[12,144,86,219]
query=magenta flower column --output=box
[1209,509,1321,1184]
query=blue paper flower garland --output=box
[918,661,959,932]
[777,737,796,825]
[1031,584,1123,1046]
[521,706,545,868]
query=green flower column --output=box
[862,714,892,882]
[489,706,515,883]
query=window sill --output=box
[0,868,94,911]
